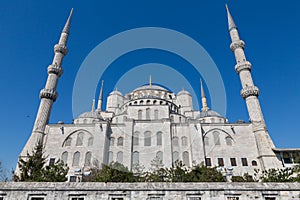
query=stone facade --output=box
[0,182,299,200]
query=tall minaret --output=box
[200,79,209,112]
[226,5,281,169]
[97,80,104,111]
[20,9,73,157]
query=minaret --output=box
[20,9,73,157]
[97,80,104,111]
[200,79,209,112]
[226,5,281,169]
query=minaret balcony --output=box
[230,40,245,51]
[40,89,58,101]
[240,86,259,99]
[54,44,68,55]
[47,64,63,77]
[235,61,252,73]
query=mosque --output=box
[18,7,299,182]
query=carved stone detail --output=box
[54,44,68,55]
[230,40,245,51]
[235,61,252,73]
[47,64,63,77]
[240,86,259,99]
[40,89,58,101]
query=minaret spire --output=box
[97,80,104,111]
[226,5,281,169]
[200,79,209,112]
[19,9,73,160]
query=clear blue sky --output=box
[0,0,300,171]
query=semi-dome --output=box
[177,89,191,96]
[109,90,123,96]
[198,110,223,118]
[77,111,103,119]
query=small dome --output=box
[198,110,223,118]
[177,89,191,96]
[109,90,123,96]
[77,111,103,119]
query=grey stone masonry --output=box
[0,182,299,200]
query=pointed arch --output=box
[84,152,92,166]
[61,151,68,164]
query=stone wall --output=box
[0,182,299,200]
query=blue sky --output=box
[0,0,300,171]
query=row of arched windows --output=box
[108,151,123,163]
[61,151,92,167]
[138,109,159,120]
[64,132,94,147]
[172,136,188,147]
[133,131,163,146]
[173,151,190,166]
[110,137,123,146]
[204,131,233,146]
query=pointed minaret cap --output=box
[62,8,73,34]
[200,79,209,112]
[97,80,104,111]
[225,4,237,31]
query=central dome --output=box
[133,83,171,92]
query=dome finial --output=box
[200,79,209,112]
[149,74,152,87]
[91,99,95,112]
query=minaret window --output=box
[144,131,151,146]
[88,137,94,146]
[117,137,124,146]
[146,108,150,120]
[138,110,142,120]
[76,132,84,146]
[154,110,159,120]
[61,151,68,164]
[72,151,80,166]
[117,151,123,163]
[133,131,139,146]
[133,151,139,165]
[181,136,188,146]
[213,131,220,145]
[84,152,92,166]
[225,136,233,146]
[156,132,162,146]
[183,151,190,166]
[172,137,179,147]
[108,151,113,163]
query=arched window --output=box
[156,151,163,164]
[117,137,124,146]
[181,136,188,146]
[72,151,80,166]
[138,110,142,120]
[172,136,179,147]
[173,151,179,162]
[183,151,190,166]
[76,132,84,146]
[117,151,123,163]
[156,132,162,146]
[204,136,209,146]
[225,136,232,146]
[110,137,115,146]
[133,151,139,165]
[108,151,113,163]
[88,137,94,146]
[133,131,139,146]
[252,160,258,166]
[213,131,220,145]
[154,109,159,120]
[84,152,92,166]
[144,131,151,146]
[61,151,68,164]
[65,137,72,146]
[146,108,150,120]
[146,100,151,105]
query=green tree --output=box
[14,142,68,182]
[232,173,255,182]
[189,164,225,182]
